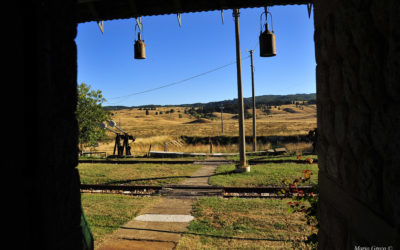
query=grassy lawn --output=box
[79,156,206,161]
[250,154,318,162]
[229,154,318,162]
[78,163,201,186]
[81,194,159,247]
[209,163,318,187]
[176,197,315,249]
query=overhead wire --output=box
[105,7,265,105]
[105,55,251,105]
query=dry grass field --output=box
[94,104,316,155]
[176,197,316,249]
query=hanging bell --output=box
[259,23,276,57]
[134,32,146,59]
[259,8,276,57]
[134,19,146,60]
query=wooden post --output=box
[233,9,248,171]
[250,49,257,152]
[219,106,224,134]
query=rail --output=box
[80,184,316,198]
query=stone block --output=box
[317,135,328,173]
[350,11,372,54]
[370,106,390,158]
[313,28,324,65]
[329,60,345,105]
[347,105,371,147]
[326,144,341,180]
[382,165,399,227]
[370,0,391,36]
[342,55,360,106]
[320,101,336,145]
[338,143,359,195]
[316,63,330,103]
[318,199,348,249]
[334,103,348,145]
[317,227,331,250]
[334,5,353,58]
[315,14,336,64]
[358,149,382,211]
[359,53,386,108]
[385,45,400,100]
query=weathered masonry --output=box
[20,0,398,249]
[314,0,399,247]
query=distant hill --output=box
[190,93,316,108]
[103,93,316,111]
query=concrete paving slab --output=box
[142,198,193,214]
[135,214,194,222]
[116,220,189,242]
[179,165,217,186]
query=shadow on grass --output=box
[119,227,296,242]
[249,159,318,165]
[103,171,237,185]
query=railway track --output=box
[79,159,199,164]
[79,158,317,198]
[80,184,316,198]
[78,159,317,165]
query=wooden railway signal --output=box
[100,121,135,157]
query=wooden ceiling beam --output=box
[76,0,312,23]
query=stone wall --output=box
[22,0,83,248]
[314,0,399,248]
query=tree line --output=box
[103,93,316,111]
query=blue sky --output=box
[76,5,315,106]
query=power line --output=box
[105,55,250,105]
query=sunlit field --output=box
[93,104,316,155]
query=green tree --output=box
[76,83,111,152]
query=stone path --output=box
[97,159,221,250]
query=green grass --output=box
[228,154,318,162]
[176,197,314,249]
[250,154,318,162]
[79,156,206,161]
[78,163,201,186]
[209,163,318,187]
[81,194,159,246]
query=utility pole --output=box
[219,106,224,134]
[233,9,248,172]
[249,50,256,152]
